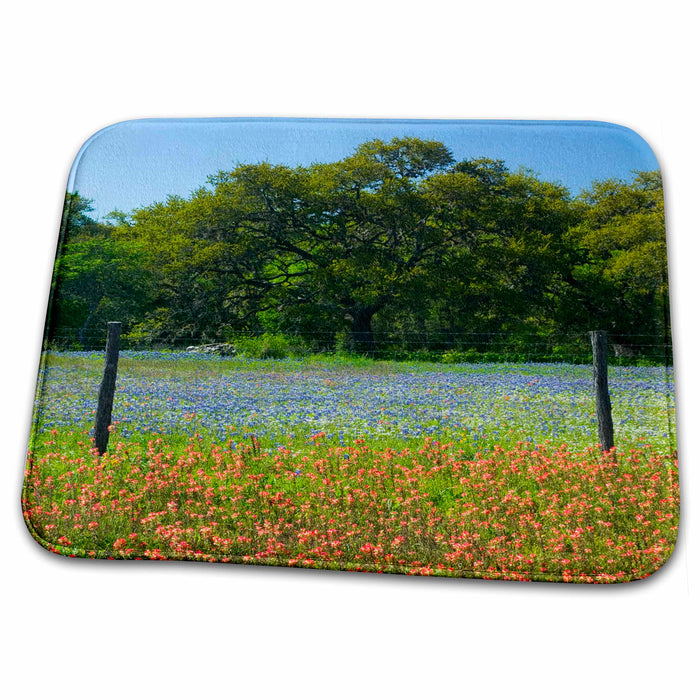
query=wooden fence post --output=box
[589,330,614,452]
[94,322,121,455]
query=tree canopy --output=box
[47,137,670,360]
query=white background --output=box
[1,2,697,697]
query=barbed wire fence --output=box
[46,327,674,367]
[61,323,672,457]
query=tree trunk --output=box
[78,305,98,349]
[350,306,376,353]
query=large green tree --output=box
[126,138,468,348]
[124,139,581,351]
[406,160,582,345]
[48,194,153,348]
[563,171,669,351]
[47,141,668,360]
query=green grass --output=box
[24,351,678,581]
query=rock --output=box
[186,343,237,356]
[612,344,635,358]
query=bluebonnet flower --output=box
[33,351,676,453]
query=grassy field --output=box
[23,351,679,582]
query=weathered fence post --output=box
[94,322,121,455]
[589,330,614,452]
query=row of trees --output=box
[47,137,670,358]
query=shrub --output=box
[225,332,309,359]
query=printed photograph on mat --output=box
[24,119,678,582]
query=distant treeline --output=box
[47,137,670,360]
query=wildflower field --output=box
[23,351,679,582]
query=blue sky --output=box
[68,118,661,221]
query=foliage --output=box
[48,194,154,348]
[223,332,308,359]
[47,141,669,359]
[562,171,669,344]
